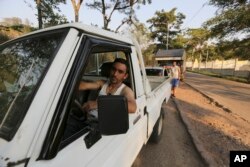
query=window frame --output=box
[38,34,134,160]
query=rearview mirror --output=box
[97,95,129,135]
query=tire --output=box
[149,112,164,143]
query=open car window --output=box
[62,48,130,140]
[84,51,126,77]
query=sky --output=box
[0,0,218,31]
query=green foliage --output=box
[146,8,185,49]
[204,0,250,60]
[172,34,188,49]
[207,45,221,61]
[186,28,210,42]
[208,0,248,9]
[0,17,36,44]
[43,13,68,28]
[216,39,250,60]
[204,6,250,38]
[206,0,250,38]
[41,0,68,27]
[234,38,250,60]
[142,44,157,66]
[0,33,10,44]
[185,28,211,60]
[129,22,151,47]
[128,22,155,65]
[29,0,68,28]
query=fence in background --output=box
[186,59,250,80]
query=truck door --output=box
[27,35,147,167]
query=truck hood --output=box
[0,138,29,167]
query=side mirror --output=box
[97,95,129,135]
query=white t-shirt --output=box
[89,81,126,118]
[171,66,180,79]
[99,81,126,95]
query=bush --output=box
[0,33,10,44]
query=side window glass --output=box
[0,31,66,140]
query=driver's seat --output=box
[100,62,113,78]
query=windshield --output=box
[0,30,67,141]
[146,69,163,76]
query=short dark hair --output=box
[113,58,129,73]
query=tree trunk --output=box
[198,52,201,70]
[191,48,194,70]
[71,0,83,22]
[233,58,238,76]
[36,0,43,29]
[221,60,224,76]
[75,13,79,22]
[101,0,108,30]
[103,18,108,30]
[247,72,250,83]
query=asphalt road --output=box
[184,72,250,122]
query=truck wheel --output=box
[149,113,163,143]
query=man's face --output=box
[110,62,128,84]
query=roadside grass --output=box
[187,69,250,84]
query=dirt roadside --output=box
[175,82,250,167]
[133,98,207,167]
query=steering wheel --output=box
[67,98,87,122]
[70,89,90,117]
[73,99,85,113]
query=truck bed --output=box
[147,76,170,90]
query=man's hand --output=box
[82,101,97,112]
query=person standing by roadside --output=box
[171,61,180,97]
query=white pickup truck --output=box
[0,23,171,167]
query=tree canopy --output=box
[85,0,151,31]
[32,0,68,29]
[204,0,250,60]
[205,0,250,38]
[146,8,185,50]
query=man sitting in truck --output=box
[79,58,137,116]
